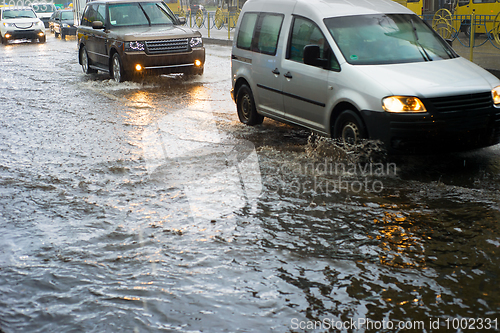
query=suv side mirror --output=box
[177,17,186,25]
[92,20,104,29]
[303,44,328,68]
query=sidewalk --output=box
[451,35,500,75]
[194,24,234,46]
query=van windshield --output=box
[324,14,457,65]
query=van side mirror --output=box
[303,44,328,68]
[92,20,104,29]
[177,17,186,25]
[445,38,453,47]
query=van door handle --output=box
[272,68,280,75]
[284,72,293,79]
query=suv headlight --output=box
[124,41,145,52]
[190,37,203,48]
[62,23,70,28]
[492,86,500,106]
[382,96,427,113]
[3,22,14,27]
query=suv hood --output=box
[110,25,201,41]
[357,57,500,98]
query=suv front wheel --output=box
[111,53,126,83]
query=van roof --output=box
[243,0,413,17]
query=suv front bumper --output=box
[122,48,205,75]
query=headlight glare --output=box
[492,86,500,106]
[124,41,145,52]
[382,96,426,113]
[190,37,202,48]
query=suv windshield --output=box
[109,1,175,27]
[325,14,456,65]
[2,9,37,19]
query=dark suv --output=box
[77,0,205,82]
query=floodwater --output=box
[0,36,499,333]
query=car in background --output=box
[0,6,46,44]
[50,9,76,39]
[189,3,205,15]
[31,3,56,28]
[77,0,205,82]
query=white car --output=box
[0,6,46,44]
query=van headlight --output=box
[190,37,203,48]
[492,86,500,106]
[382,96,427,113]
[124,41,145,52]
[3,22,14,27]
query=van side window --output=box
[236,12,284,55]
[253,13,284,55]
[288,16,340,71]
[237,13,258,50]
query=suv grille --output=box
[427,92,492,115]
[145,38,189,54]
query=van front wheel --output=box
[334,110,366,145]
[237,85,263,125]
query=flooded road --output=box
[0,36,499,333]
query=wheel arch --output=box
[234,76,251,102]
[329,102,368,138]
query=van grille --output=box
[427,92,492,115]
[145,38,189,54]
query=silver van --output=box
[230,0,500,154]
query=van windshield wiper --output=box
[410,18,432,62]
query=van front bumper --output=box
[362,107,500,154]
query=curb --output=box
[203,37,233,47]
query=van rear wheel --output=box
[237,84,263,125]
[334,110,366,145]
